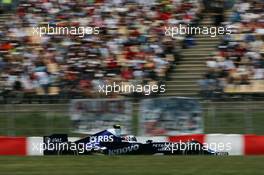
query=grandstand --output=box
[0,1,262,103]
[1,0,193,103]
[164,14,221,97]
[198,1,264,99]
[0,0,212,103]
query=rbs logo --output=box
[90,135,114,142]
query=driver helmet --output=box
[113,124,121,137]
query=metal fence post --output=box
[244,102,253,133]
[7,104,15,136]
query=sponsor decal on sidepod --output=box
[108,144,140,155]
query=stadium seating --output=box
[0,0,202,103]
[200,0,264,99]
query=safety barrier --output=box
[0,134,264,156]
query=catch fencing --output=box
[0,100,263,136]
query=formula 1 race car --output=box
[43,125,228,156]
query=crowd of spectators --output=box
[0,0,202,102]
[200,0,264,99]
